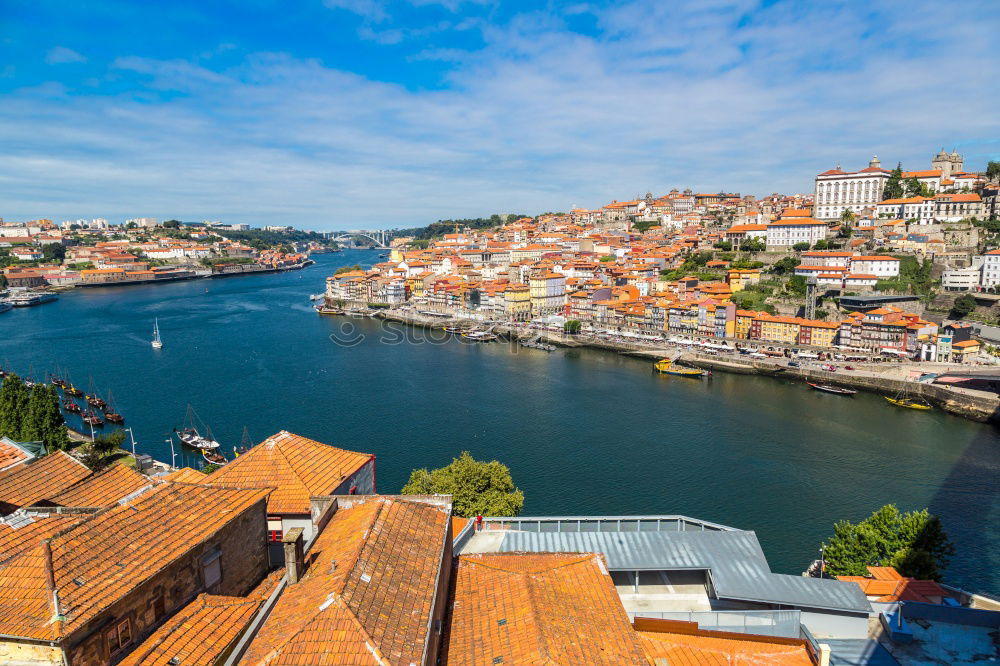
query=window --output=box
[268,529,283,542]
[105,618,132,655]
[202,550,222,589]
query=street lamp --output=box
[124,427,137,459]
[164,438,176,470]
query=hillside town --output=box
[0,219,319,292]
[323,151,1000,365]
[0,429,995,666]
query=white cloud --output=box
[45,46,87,65]
[4,0,999,228]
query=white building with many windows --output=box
[814,156,891,220]
[981,250,1000,288]
[765,218,828,248]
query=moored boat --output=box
[886,383,932,410]
[462,332,498,342]
[63,400,82,414]
[82,410,104,427]
[0,302,11,315]
[7,292,57,307]
[654,359,707,377]
[806,382,856,396]
[885,396,932,410]
[202,449,228,466]
[175,405,221,450]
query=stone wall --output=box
[681,353,1000,422]
[0,640,63,665]
[66,497,269,665]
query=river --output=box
[1,249,997,595]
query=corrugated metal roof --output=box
[497,528,870,614]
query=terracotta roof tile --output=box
[162,467,208,483]
[0,451,91,511]
[443,552,647,665]
[206,431,373,515]
[639,627,812,665]
[0,481,271,640]
[241,495,450,665]
[44,464,150,507]
[119,571,283,666]
[0,511,86,563]
[0,438,34,472]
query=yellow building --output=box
[755,314,800,344]
[735,310,763,339]
[505,283,531,321]
[726,269,762,293]
[800,321,839,347]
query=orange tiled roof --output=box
[0,451,91,510]
[0,439,33,472]
[638,626,812,665]
[205,431,373,515]
[0,511,86,562]
[0,481,271,641]
[162,467,207,483]
[44,464,149,507]
[118,571,282,666]
[443,552,647,665]
[241,495,450,665]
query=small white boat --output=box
[152,318,163,349]
[309,293,324,301]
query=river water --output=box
[1,249,996,594]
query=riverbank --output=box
[370,307,1000,424]
[30,260,315,293]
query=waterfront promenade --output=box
[371,306,1000,422]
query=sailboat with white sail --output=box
[152,319,163,349]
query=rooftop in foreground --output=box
[458,515,871,616]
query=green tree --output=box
[0,374,29,440]
[401,451,524,518]
[883,163,904,200]
[813,239,830,250]
[949,294,976,319]
[80,429,126,471]
[564,319,582,334]
[41,243,66,263]
[821,504,955,580]
[792,242,810,252]
[986,161,1000,182]
[162,219,181,229]
[771,257,799,275]
[334,264,363,275]
[741,237,766,253]
[787,274,807,296]
[713,241,732,251]
[20,384,68,451]
[840,209,857,225]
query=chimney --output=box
[282,528,305,584]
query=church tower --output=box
[932,148,956,178]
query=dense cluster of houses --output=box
[1,220,306,288]
[326,208,981,362]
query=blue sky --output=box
[2,0,998,229]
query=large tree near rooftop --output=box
[402,451,524,518]
[820,504,954,581]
